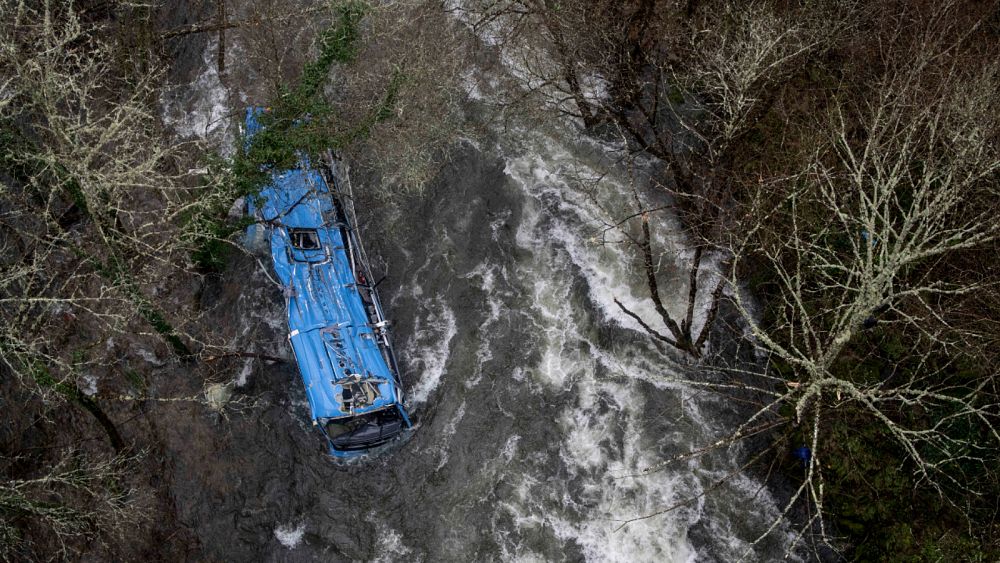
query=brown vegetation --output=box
[462,0,1000,557]
[3,0,998,558]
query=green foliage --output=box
[667,86,685,105]
[186,1,392,272]
[782,402,998,561]
[335,67,405,146]
[300,1,367,95]
[776,334,1000,560]
[124,369,146,392]
[245,0,370,163]
[29,362,77,401]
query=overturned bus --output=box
[243,108,412,459]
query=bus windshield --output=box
[323,408,404,451]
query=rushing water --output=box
[157,17,798,563]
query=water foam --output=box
[160,38,231,144]
[370,518,415,563]
[435,400,467,471]
[406,295,458,406]
[273,521,305,549]
[489,121,794,560]
[461,262,511,388]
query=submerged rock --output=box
[204,381,235,411]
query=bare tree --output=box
[0,450,144,560]
[465,0,1000,555]
[1,3,261,554]
[330,0,473,193]
[1,0,202,371]
[0,0,269,388]
[641,8,1000,554]
[459,0,855,358]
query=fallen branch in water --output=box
[203,351,285,364]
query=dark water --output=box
[157,20,796,563]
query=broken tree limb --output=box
[217,0,226,73]
[639,213,685,343]
[615,297,679,349]
[203,351,285,364]
[682,245,703,336]
[161,20,238,40]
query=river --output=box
[156,11,797,562]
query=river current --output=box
[157,17,797,562]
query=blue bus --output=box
[244,108,412,459]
